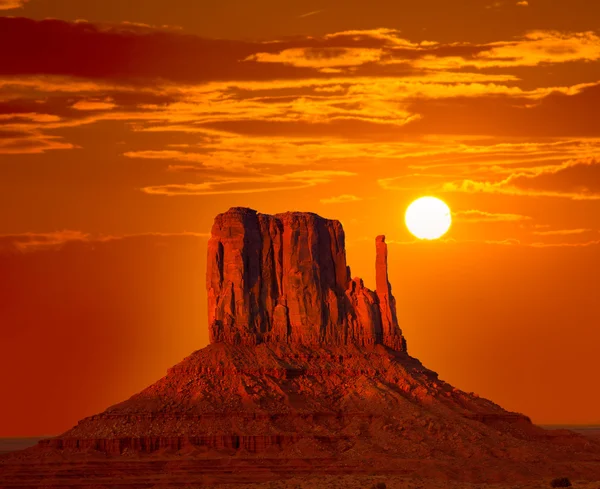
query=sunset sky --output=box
[1,0,599,436]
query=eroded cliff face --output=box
[207,207,406,350]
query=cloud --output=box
[529,240,600,248]
[125,150,211,164]
[114,21,183,32]
[323,28,426,47]
[320,194,363,204]
[454,210,532,223]
[0,17,319,83]
[3,17,599,84]
[388,237,524,246]
[125,141,364,171]
[0,113,61,123]
[413,31,600,70]
[516,1,529,5]
[0,231,93,252]
[403,81,600,138]
[379,154,600,212]
[508,157,600,195]
[0,0,27,9]
[3,19,600,156]
[442,158,600,200]
[72,100,117,111]
[245,48,383,69]
[0,128,75,154]
[2,16,600,191]
[298,10,323,19]
[0,231,210,253]
[141,170,356,196]
[387,236,600,248]
[532,228,592,236]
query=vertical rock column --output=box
[207,208,263,344]
[375,235,407,351]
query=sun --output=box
[405,196,452,240]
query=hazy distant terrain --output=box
[543,426,600,439]
[571,427,600,441]
[0,438,44,455]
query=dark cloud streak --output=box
[0,17,322,82]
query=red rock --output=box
[375,235,406,350]
[207,208,406,350]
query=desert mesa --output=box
[1,207,599,488]
[207,207,406,350]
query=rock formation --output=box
[2,207,600,487]
[207,207,406,350]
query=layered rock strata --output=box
[207,207,406,350]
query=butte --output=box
[1,207,599,487]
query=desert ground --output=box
[206,476,599,489]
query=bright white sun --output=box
[405,196,452,240]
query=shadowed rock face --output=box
[207,207,406,350]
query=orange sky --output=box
[0,0,599,436]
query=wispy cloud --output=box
[411,31,600,69]
[388,236,600,248]
[388,237,523,246]
[245,47,384,69]
[141,170,356,196]
[0,231,210,252]
[298,9,323,19]
[0,231,93,252]
[441,158,600,200]
[532,228,592,236]
[116,20,183,32]
[454,210,532,223]
[72,100,117,111]
[0,0,28,9]
[0,129,75,155]
[529,240,600,248]
[320,194,363,204]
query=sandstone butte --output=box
[1,207,599,488]
[206,207,406,350]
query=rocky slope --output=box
[34,342,591,457]
[1,207,599,487]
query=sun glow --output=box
[405,196,452,240]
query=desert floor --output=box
[204,476,599,489]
